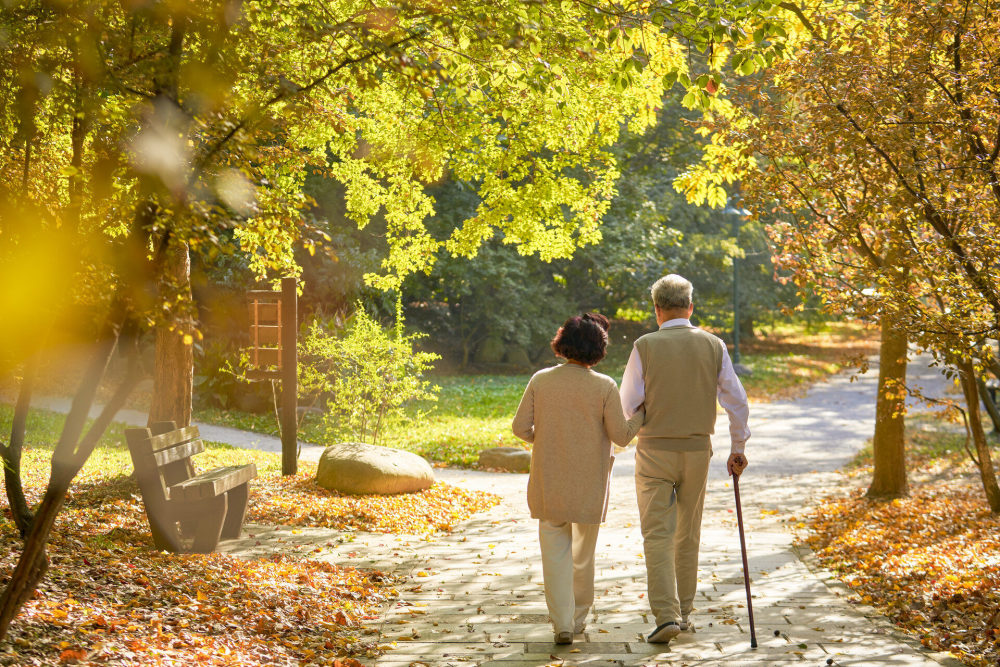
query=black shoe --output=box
[647,621,682,643]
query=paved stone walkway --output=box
[220,355,959,666]
[33,354,965,665]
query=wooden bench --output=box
[125,421,257,554]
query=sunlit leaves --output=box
[249,474,500,534]
[689,0,1000,378]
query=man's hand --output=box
[727,452,748,477]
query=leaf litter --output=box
[808,446,1000,667]
[1,450,499,664]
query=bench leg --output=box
[221,483,250,540]
[190,494,228,554]
[142,497,183,552]
[149,514,181,552]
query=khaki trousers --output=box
[634,447,712,626]
[538,520,601,633]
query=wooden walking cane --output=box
[732,472,758,648]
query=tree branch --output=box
[777,2,823,41]
[194,30,425,175]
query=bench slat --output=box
[169,464,258,503]
[147,426,200,452]
[152,439,206,467]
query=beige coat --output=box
[512,364,645,524]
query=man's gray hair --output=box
[651,274,693,310]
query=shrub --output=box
[299,306,439,446]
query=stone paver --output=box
[34,353,966,665]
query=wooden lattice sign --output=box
[246,277,299,475]
[248,290,282,377]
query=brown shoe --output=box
[555,631,573,645]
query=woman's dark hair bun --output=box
[551,312,610,365]
[582,312,610,332]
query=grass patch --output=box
[807,413,1000,667]
[196,375,532,468]
[736,321,879,401]
[193,321,877,468]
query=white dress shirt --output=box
[620,318,750,454]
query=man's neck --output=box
[655,308,691,326]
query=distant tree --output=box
[402,101,799,364]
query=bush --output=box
[299,307,439,446]
[194,340,274,412]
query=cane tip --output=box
[751,639,758,649]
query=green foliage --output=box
[193,341,275,413]
[399,98,800,362]
[298,307,439,446]
[190,322,874,466]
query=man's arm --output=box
[620,346,645,418]
[718,345,750,475]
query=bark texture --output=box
[958,361,1000,513]
[866,320,909,499]
[0,302,135,641]
[2,359,37,536]
[147,240,194,428]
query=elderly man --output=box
[620,274,750,643]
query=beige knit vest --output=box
[635,325,724,451]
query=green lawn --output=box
[197,374,530,467]
[191,322,877,468]
[3,322,876,471]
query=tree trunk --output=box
[976,377,1000,433]
[866,319,908,499]
[958,360,1000,513]
[0,301,139,641]
[147,240,194,428]
[2,358,38,536]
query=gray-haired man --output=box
[620,274,750,643]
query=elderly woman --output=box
[511,313,644,646]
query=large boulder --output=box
[478,447,531,473]
[316,443,435,495]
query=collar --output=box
[659,318,692,329]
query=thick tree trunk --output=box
[2,359,38,536]
[958,361,1000,513]
[147,240,194,428]
[866,320,908,499]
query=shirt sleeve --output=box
[717,344,750,454]
[603,382,645,446]
[620,346,645,418]
[511,378,536,443]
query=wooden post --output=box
[280,277,298,476]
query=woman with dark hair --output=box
[512,313,644,645]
